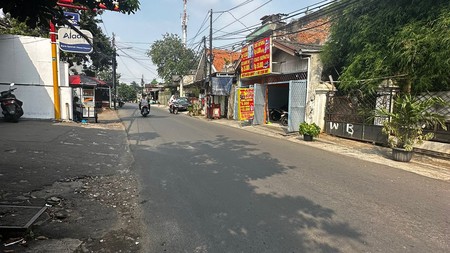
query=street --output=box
[119,104,450,253]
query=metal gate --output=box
[253,83,266,125]
[288,80,307,132]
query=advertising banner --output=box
[241,37,271,78]
[238,88,254,121]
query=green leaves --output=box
[322,0,450,92]
[147,33,198,83]
[0,0,140,30]
[377,94,448,151]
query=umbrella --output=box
[69,75,107,87]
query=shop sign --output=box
[241,36,271,78]
[58,27,93,54]
[238,88,254,120]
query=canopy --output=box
[69,75,107,87]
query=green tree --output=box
[321,0,450,93]
[147,33,198,84]
[0,14,47,37]
[118,83,137,101]
[97,69,120,87]
[0,0,140,30]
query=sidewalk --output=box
[188,114,450,182]
[0,109,141,252]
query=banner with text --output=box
[238,88,254,121]
[241,36,271,78]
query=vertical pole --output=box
[112,33,117,110]
[50,20,61,120]
[208,9,213,118]
[182,0,188,47]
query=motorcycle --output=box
[169,102,179,114]
[1,83,24,122]
[118,98,125,108]
[269,106,288,126]
[141,105,150,117]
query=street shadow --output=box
[133,134,364,252]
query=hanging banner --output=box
[241,36,271,78]
[212,77,233,96]
[238,88,254,121]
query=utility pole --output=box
[208,9,213,118]
[112,33,117,110]
[182,0,188,47]
[141,75,144,95]
[50,20,61,120]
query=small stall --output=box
[69,75,107,123]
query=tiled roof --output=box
[209,48,241,72]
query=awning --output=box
[69,75,107,87]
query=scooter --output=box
[141,104,150,117]
[0,83,24,122]
[269,107,288,126]
[169,103,179,114]
[118,98,125,108]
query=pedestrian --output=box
[73,96,82,122]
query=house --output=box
[186,48,240,118]
[236,12,333,132]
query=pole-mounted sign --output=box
[58,27,93,54]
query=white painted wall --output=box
[0,34,70,120]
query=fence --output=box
[325,87,450,144]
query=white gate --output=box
[253,83,266,125]
[288,80,307,132]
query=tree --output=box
[321,0,450,93]
[0,14,47,37]
[0,0,140,30]
[147,33,198,84]
[97,68,120,87]
[118,83,137,101]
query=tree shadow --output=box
[132,134,364,252]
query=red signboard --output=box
[238,88,254,121]
[240,37,271,78]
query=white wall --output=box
[0,35,69,120]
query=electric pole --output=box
[112,33,117,110]
[182,0,188,47]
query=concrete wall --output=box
[0,35,70,120]
[306,54,333,131]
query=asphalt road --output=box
[119,103,450,253]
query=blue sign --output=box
[64,12,80,27]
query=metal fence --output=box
[325,87,450,144]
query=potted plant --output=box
[299,122,321,141]
[377,94,447,162]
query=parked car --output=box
[173,97,191,111]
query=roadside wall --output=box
[0,34,70,120]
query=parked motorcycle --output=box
[141,105,150,117]
[0,83,24,122]
[269,106,288,126]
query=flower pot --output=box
[392,148,413,162]
[303,135,313,141]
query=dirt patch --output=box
[1,171,143,253]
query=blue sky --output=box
[99,0,332,84]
